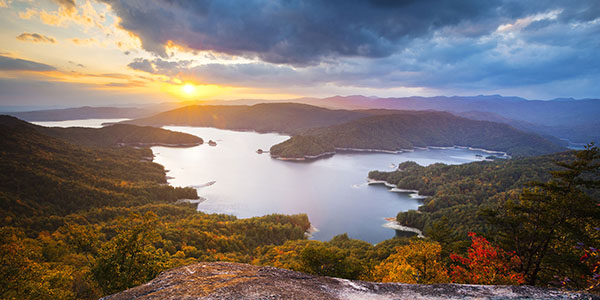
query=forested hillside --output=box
[1,116,597,299]
[368,152,573,234]
[0,116,203,148]
[123,103,375,134]
[271,112,565,159]
[40,124,203,147]
[0,116,200,231]
[0,117,313,299]
[369,148,599,287]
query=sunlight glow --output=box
[183,83,196,95]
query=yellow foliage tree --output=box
[373,239,449,284]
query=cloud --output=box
[102,1,598,67]
[68,61,85,68]
[127,58,156,74]
[0,0,13,8]
[0,78,163,107]
[103,0,527,66]
[117,0,600,98]
[127,58,192,75]
[51,0,76,13]
[16,33,57,43]
[69,37,97,45]
[0,55,56,71]
[105,81,145,87]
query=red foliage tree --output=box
[450,232,525,285]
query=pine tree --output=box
[487,144,599,286]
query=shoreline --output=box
[121,142,202,148]
[176,197,207,204]
[271,151,336,161]
[367,179,430,200]
[272,144,511,161]
[382,217,424,238]
[369,179,429,237]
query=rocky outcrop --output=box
[102,262,598,300]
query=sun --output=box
[182,83,196,95]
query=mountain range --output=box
[7,95,598,144]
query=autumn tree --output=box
[299,244,363,279]
[91,212,169,294]
[373,239,448,284]
[486,144,600,286]
[575,228,600,293]
[450,232,524,285]
[0,227,74,300]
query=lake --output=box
[33,118,131,128]
[152,126,495,243]
[33,119,498,244]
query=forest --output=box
[0,116,311,299]
[1,116,598,299]
[270,112,565,159]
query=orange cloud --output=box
[51,0,76,13]
[0,0,12,8]
[16,33,57,44]
[69,37,97,45]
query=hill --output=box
[310,95,600,144]
[0,116,314,299]
[7,106,155,121]
[122,103,377,134]
[40,124,203,147]
[316,95,600,126]
[198,95,599,143]
[0,115,203,148]
[367,152,576,235]
[0,116,201,229]
[270,111,565,159]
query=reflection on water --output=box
[33,118,130,128]
[153,126,491,243]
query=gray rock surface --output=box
[102,262,598,300]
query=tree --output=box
[450,232,524,285]
[575,228,600,293]
[373,239,448,284]
[299,244,363,279]
[91,212,169,294]
[0,227,74,300]
[486,144,600,286]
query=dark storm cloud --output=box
[102,0,527,65]
[0,55,56,71]
[116,0,600,97]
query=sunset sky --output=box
[1,0,599,108]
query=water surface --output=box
[153,126,493,243]
[32,118,130,128]
[31,119,497,243]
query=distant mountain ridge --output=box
[15,94,597,143]
[119,103,565,159]
[0,115,203,147]
[270,111,565,159]
[197,95,598,143]
[306,95,600,144]
[6,106,157,121]
[122,103,382,135]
